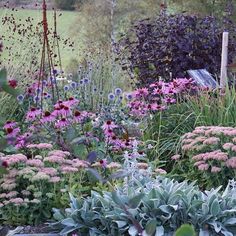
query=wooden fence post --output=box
[220,32,229,88]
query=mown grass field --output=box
[0,8,82,70]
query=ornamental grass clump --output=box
[173,126,236,188]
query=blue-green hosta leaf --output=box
[210,199,221,216]
[145,219,157,235]
[175,224,196,236]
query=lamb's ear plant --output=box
[50,174,236,236]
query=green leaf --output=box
[155,226,164,236]
[111,191,124,207]
[145,219,157,235]
[61,218,76,226]
[210,199,220,216]
[0,68,7,86]
[0,166,7,175]
[175,224,196,236]
[87,168,104,183]
[0,138,7,150]
[128,226,138,236]
[128,193,145,209]
[2,84,20,97]
[115,220,127,228]
[224,218,236,226]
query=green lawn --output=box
[0,8,82,71]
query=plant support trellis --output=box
[36,0,61,108]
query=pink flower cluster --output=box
[127,78,196,117]
[3,97,95,149]
[102,120,139,151]
[181,126,236,173]
[0,148,90,207]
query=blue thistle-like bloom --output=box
[80,80,84,85]
[42,80,48,86]
[68,73,73,78]
[115,88,122,95]
[36,88,41,94]
[47,94,52,99]
[108,93,115,101]
[50,77,56,84]
[33,95,40,103]
[53,69,57,75]
[126,93,133,100]
[64,85,70,91]
[70,81,77,89]
[17,94,24,102]
[83,78,90,84]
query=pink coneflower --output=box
[64,97,79,107]
[8,79,18,89]
[164,97,176,104]
[55,118,69,128]
[61,106,71,117]
[26,107,41,121]
[4,121,17,129]
[102,120,117,131]
[134,88,149,97]
[5,127,20,138]
[99,159,107,168]
[41,111,55,123]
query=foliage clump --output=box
[121,13,236,86]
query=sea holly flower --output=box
[115,88,122,95]
[108,93,115,101]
